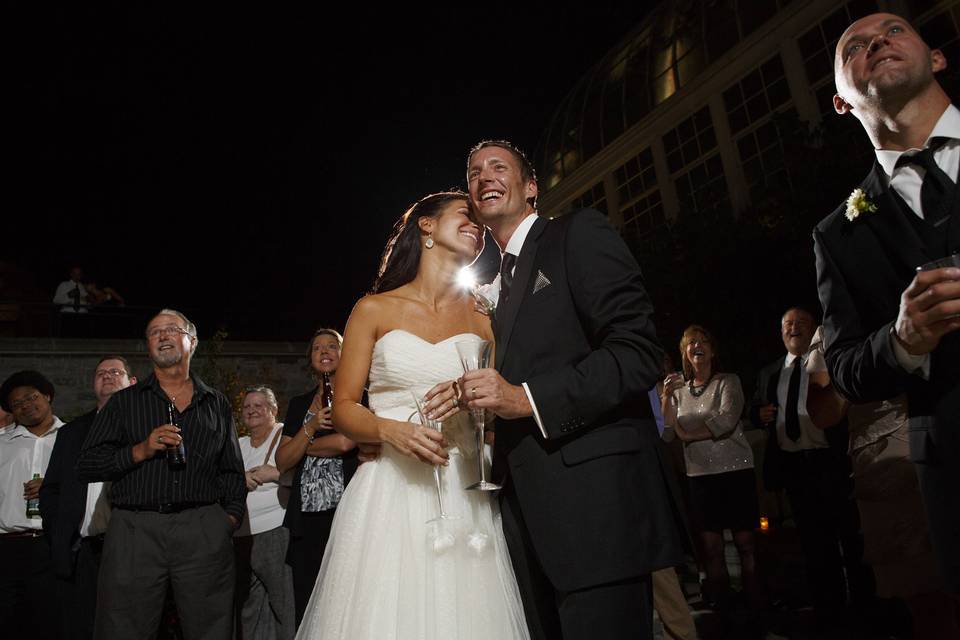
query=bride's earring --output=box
[425,233,435,249]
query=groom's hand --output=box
[459,369,532,420]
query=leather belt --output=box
[115,501,214,514]
[0,530,44,539]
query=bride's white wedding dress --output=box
[295,330,530,640]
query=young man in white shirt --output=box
[0,370,63,640]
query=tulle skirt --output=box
[295,443,530,640]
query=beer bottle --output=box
[166,404,187,469]
[321,372,334,409]
[26,473,41,518]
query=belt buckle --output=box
[157,503,176,514]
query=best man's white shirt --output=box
[875,104,960,377]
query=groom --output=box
[815,13,960,592]
[460,140,682,639]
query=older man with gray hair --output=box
[79,308,246,640]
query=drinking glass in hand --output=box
[455,340,500,491]
[411,392,457,523]
[918,253,960,272]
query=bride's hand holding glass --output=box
[421,380,460,422]
[379,419,450,466]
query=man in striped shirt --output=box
[79,308,246,640]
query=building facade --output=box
[536,0,960,243]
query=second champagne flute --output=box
[455,339,501,491]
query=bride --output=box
[295,191,530,639]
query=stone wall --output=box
[0,338,316,425]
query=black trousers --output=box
[783,449,873,612]
[56,535,104,640]
[0,534,58,640]
[287,510,335,627]
[915,460,960,592]
[95,504,235,640]
[500,483,653,640]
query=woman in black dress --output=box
[275,328,358,626]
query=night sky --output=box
[8,3,652,341]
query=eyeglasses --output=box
[147,325,191,340]
[95,368,127,379]
[9,392,41,412]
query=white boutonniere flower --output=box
[845,188,877,221]
[472,283,498,316]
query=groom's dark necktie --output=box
[896,138,955,224]
[499,252,517,305]
[784,357,802,442]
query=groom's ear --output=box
[833,93,853,115]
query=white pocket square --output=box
[533,270,552,294]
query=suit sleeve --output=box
[748,368,768,429]
[39,427,69,536]
[525,210,664,438]
[813,226,910,402]
[216,399,247,521]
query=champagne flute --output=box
[455,340,501,491]
[410,392,457,522]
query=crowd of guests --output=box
[1,304,957,640]
[0,310,357,640]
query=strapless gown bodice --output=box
[366,330,480,457]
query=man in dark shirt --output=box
[79,309,246,640]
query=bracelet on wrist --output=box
[303,426,315,444]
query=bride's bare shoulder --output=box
[349,288,413,322]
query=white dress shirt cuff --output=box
[522,382,548,439]
[890,329,931,378]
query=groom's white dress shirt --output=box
[496,212,549,439]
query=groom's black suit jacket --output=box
[493,209,682,593]
[814,161,960,587]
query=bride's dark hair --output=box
[372,190,468,293]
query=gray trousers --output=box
[94,504,235,640]
[235,527,295,640]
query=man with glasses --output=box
[40,356,136,640]
[79,309,246,640]
[0,370,63,640]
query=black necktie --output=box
[784,357,802,442]
[499,253,517,305]
[897,139,955,223]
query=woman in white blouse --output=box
[235,386,295,640]
[661,325,762,619]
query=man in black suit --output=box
[751,308,870,620]
[815,12,960,594]
[460,140,681,640]
[40,356,136,640]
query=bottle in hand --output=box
[321,372,334,409]
[166,404,187,469]
[26,473,41,518]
